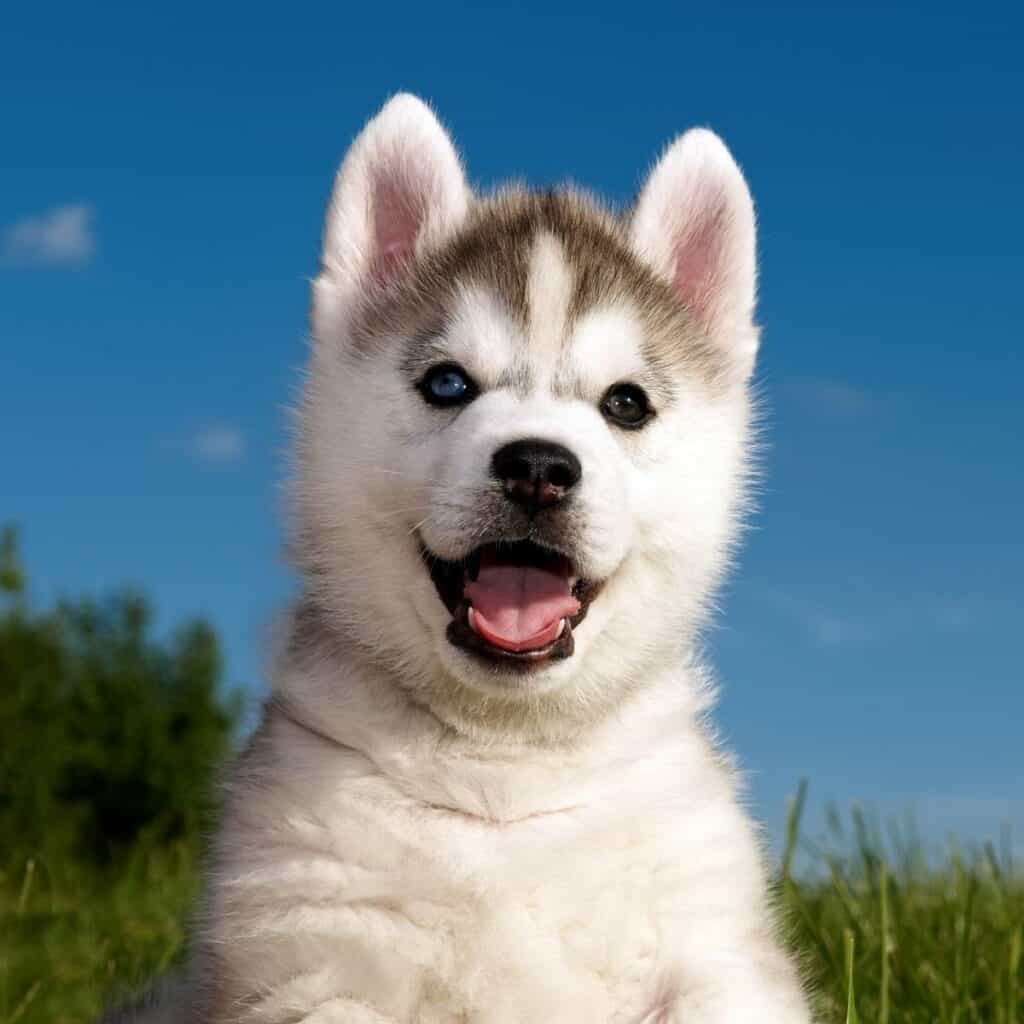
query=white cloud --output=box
[1,203,95,268]
[190,424,245,465]
[787,377,872,418]
[750,587,995,649]
[753,587,867,648]
[814,380,871,416]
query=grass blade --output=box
[1009,924,1021,1024]
[845,928,860,1024]
[6,980,41,1024]
[880,859,891,1024]
[15,861,34,917]
[782,779,808,882]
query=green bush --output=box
[0,526,238,1021]
[0,527,238,867]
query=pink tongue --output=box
[465,564,580,653]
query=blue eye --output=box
[419,363,477,408]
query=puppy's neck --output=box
[273,596,711,823]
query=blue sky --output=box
[3,0,1022,848]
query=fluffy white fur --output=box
[109,95,813,1022]
[313,94,469,340]
[632,128,760,380]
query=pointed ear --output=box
[631,129,758,379]
[315,94,469,324]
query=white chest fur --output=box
[201,675,809,1024]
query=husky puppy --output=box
[111,94,813,1022]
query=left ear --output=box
[313,94,470,338]
[631,129,758,379]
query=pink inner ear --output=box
[370,175,426,286]
[671,198,729,331]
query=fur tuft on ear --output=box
[315,94,469,329]
[631,129,758,378]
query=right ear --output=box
[313,94,469,330]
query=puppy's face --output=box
[297,96,758,738]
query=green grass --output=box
[780,783,1024,1023]
[1,796,1021,1024]
[0,843,198,1024]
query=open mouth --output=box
[421,539,601,667]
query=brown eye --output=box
[601,383,653,429]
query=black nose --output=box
[491,439,582,511]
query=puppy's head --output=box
[295,95,759,740]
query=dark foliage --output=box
[0,525,239,867]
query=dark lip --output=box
[447,604,578,664]
[419,538,604,670]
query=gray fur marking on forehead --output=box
[352,188,730,392]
